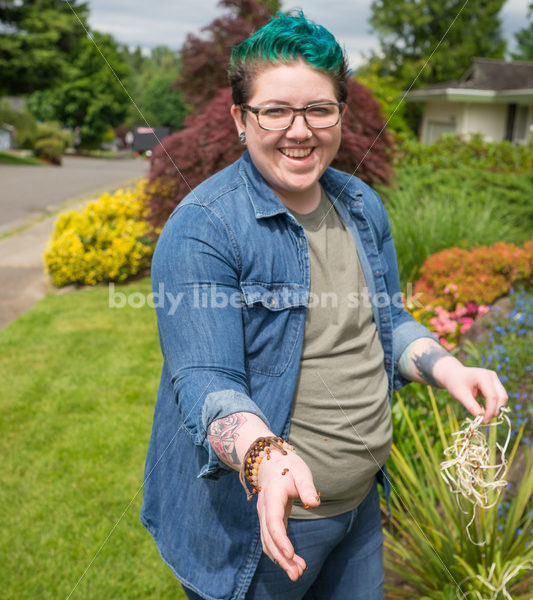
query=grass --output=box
[0,150,44,166]
[379,165,533,286]
[0,279,187,600]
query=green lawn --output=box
[0,150,44,166]
[0,279,187,599]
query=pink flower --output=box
[454,305,467,318]
[477,305,490,317]
[465,302,478,313]
[440,337,456,351]
[460,317,474,334]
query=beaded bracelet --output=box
[239,436,295,500]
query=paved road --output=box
[0,155,150,330]
[0,155,148,235]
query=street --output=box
[0,155,148,235]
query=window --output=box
[513,105,530,144]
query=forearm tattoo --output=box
[207,413,248,468]
[400,343,449,387]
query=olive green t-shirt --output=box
[288,187,392,519]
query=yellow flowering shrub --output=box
[44,180,155,287]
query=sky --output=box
[87,0,529,70]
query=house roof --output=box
[406,58,533,103]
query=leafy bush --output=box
[385,390,533,599]
[380,165,533,285]
[32,122,72,165]
[356,62,414,137]
[44,181,154,287]
[394,133,533,174]
[146,80,394,229]
[413,241,533,311]
[33,137,64,165]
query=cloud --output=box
[86,0,527,61]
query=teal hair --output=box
[228,10,349,105]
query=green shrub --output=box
[32,122,72,165]
[44,180,155,286]
[394,134,533,174]
[33,137,64,165]
[385,390,533,599]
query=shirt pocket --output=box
[240,282,307,376]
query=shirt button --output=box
[270,298,276,306]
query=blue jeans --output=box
[183,481,383,600]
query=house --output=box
[0,124,15,150]
[405,58,533,145]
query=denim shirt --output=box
[140,151,436,600]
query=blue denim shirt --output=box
[140,151,436,600]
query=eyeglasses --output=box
[240,102,345,131]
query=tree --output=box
[0,0,89,95]
[511,3,533,61]
[177,0,277,111]
[356,61,414,138]
[27,32,130,148]
[121,45,187,130]
[368,0,507,88]
[141,73,187,130]
[146,82,394,229]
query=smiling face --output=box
[230,60,344,212]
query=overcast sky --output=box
[87,0,529,69]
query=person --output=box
[140,11,507,600]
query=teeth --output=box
[280,148,312,158]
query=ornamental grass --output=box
[384,390,533,599]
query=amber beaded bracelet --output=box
[239,436,295,500]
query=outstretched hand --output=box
[433,358,508,424]
[399,338,508,424]
[255,449,320,581]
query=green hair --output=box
[228,10,349,105]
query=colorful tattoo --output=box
[208,413,248,468]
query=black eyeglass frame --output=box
[240,102,345,131]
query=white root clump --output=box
[440,407,511,546]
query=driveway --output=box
[0,155,148,235]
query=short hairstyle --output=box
[228,10,349,106]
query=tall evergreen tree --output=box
[369,0,507,88]
[511,3,533,61]
[0,0,89,94]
